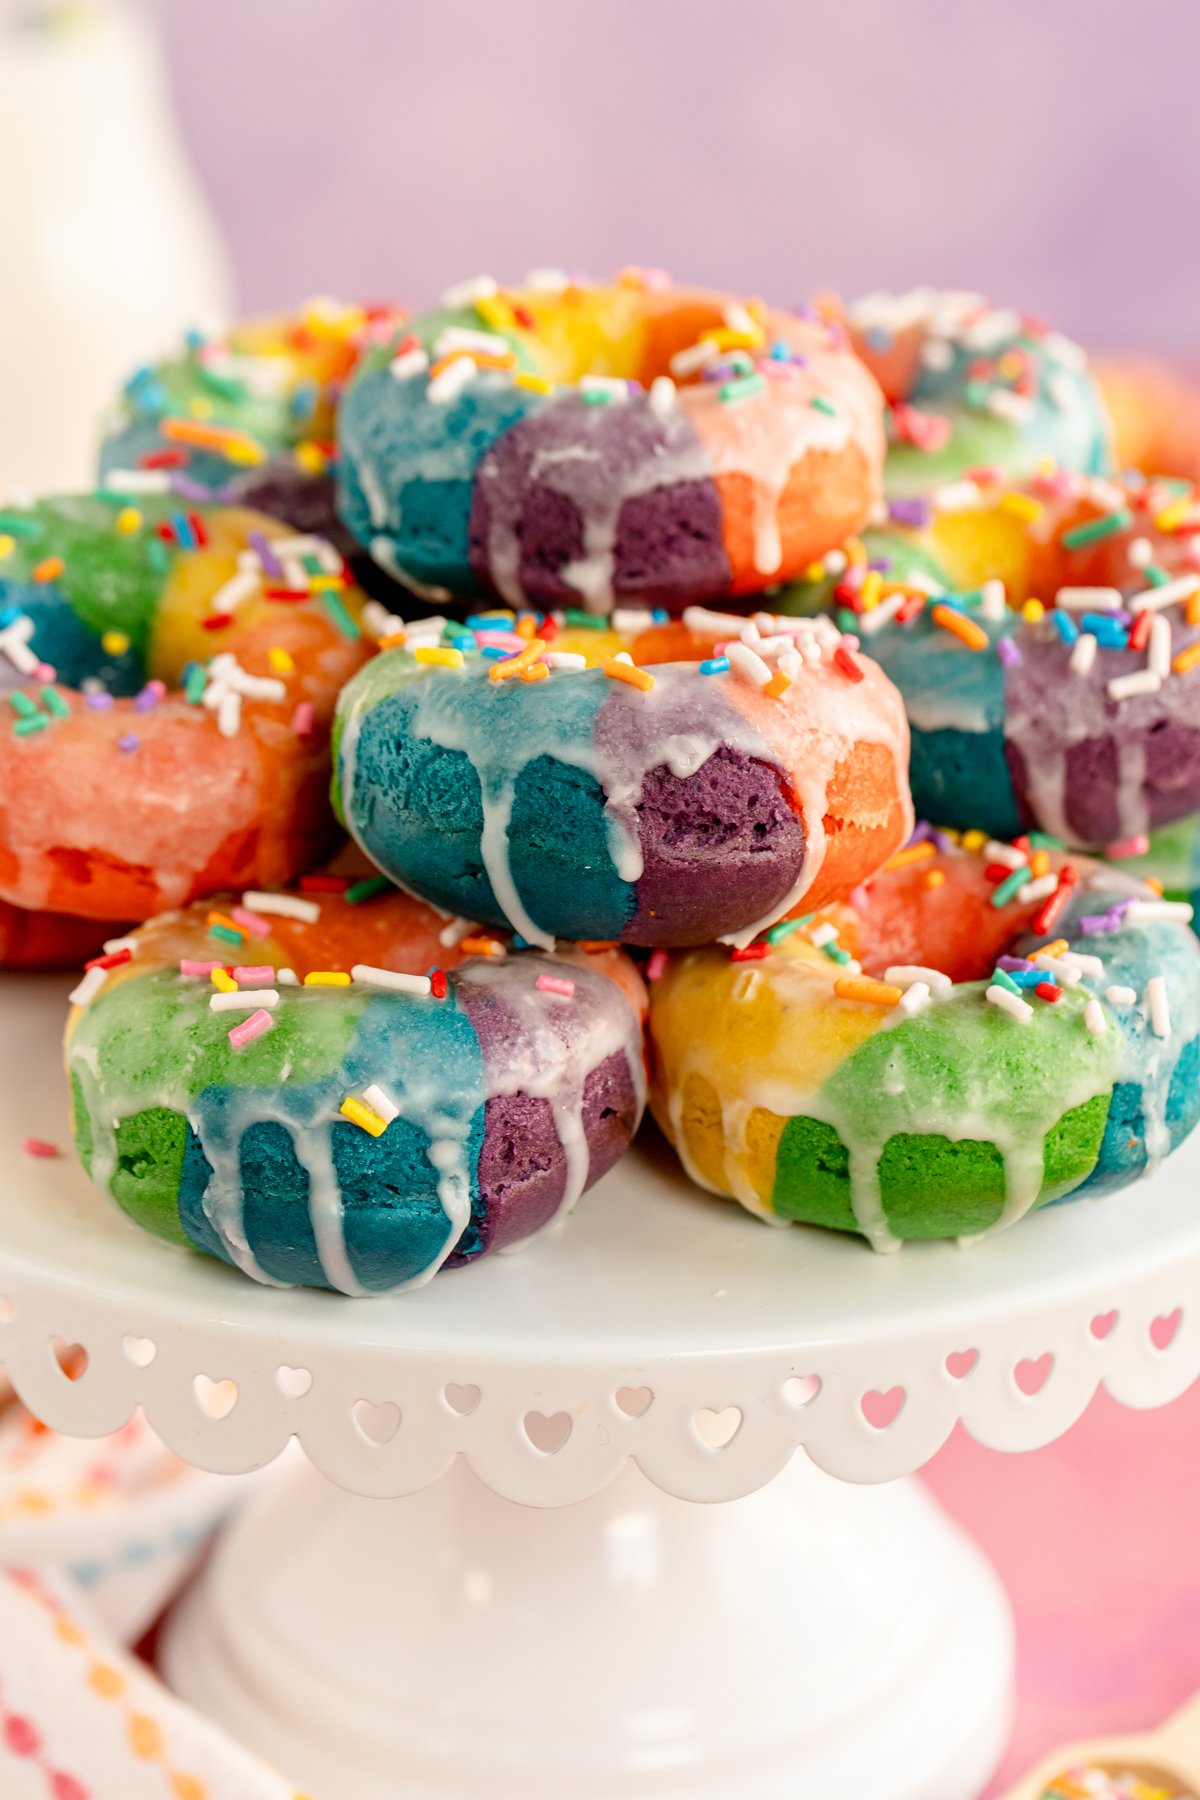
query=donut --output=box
[779,468,1200,849]
[65,883,647,1293]
[1097,354,1200,485]
[336,268,886,611]
[98,299,407,546]
[0,898,117,971]
[648,831,1200,1248]
[0,493,372,922]
[333,604,912,949]
[843,288,1112,496]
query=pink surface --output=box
[925,1380,1200,1797]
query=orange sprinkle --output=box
[1040,938,1070,959]
[520,661,549,682]
[32,555,65,583]
[924,868,946,889]
[604,657,656,692]
[1187,593,1200,627]
[834,976,904,1007]
[764,669,793,699]
[378,630,407,649]
[844,536,868,567]
[885,841,936,871]
[1148,876,1164,894]
[428,349,515,380]
[932,604,989,650]
[579,940,620,952]
[206,911,245,939]
[1029,849,1050,878]
[461,935,506,957]
[1174,642,1200,675]
[161,417,264,460]
[490,637,546,681]
[515,614,538,640]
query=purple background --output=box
[162,0,1199,353]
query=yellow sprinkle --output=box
[340,1096,388,1138]
[490,637,546,681]
[415,645,464,668]
[834,976,904,1007]
[604,656,656,692]
[924,868,946,889]
[305,970,351,986]
[0,535,12,560]
[188,396,214,421]
[1174,642,1200,675]
[804,560,827,583]
[101,630,131,656]
[210,968,238,993]
[699,326,765,353]
[475,293,516,331]
[268,646,296,676]
[962,829,988,852]
[932,604,989,651]
[764,669,792,699]
[998,492,1044,523]
[1156,500,1194,531]
[858,569,883,611]
[115,506,142,534]
[520,661,549,682]
[885,841,936,871]
[295,441,327,475]
[1021,598,1045,623]
[514,371,553,394]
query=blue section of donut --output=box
[0,585,145,696]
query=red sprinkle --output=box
[139,448,187,470]
[83,948,132,971]
[156,520,177,543]
[293,700,315,737]
[894,596,927,625]
[201,612,234,631]
[730,943,771,961]
[1032,863,1079,936]
[834,645,865,683]
[513,304,536,330]
[984,862,1014,884]
[264,586,311,603]
[1036,982,1063,1003]
[21,1138,60,1159]
[1129,609,1154,652]
[299,874,352,893]
[188,511,208,547]
[1013,835,1031,853]
[429,968,448,999]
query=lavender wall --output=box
[163,0,1199,352]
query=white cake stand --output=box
[3,972,1200,1800]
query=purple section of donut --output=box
[467,391,732,608]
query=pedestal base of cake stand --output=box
[161,1451,1013,1800]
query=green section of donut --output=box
[0,494,179,658]
[108,1107,194,1247]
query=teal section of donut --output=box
[99,348,304,488]
[335,648,633,940]
[337,310,544,595]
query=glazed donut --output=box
[336,269,886,610]
[649,831,1200,1248]
[0,493,372,922]
[1097,355,1200,485]
[333,604,912,949]
[781,468,1200,849]
[98,299,406,547]
[844,288,1112,496]
[0,898,116,971]
[65,883,647,1293]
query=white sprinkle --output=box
[984,840,1027,870]
[1016,874,1059,905]
[362,1082,400,1127]
[361,600,407,639]
[1043,330,1087,370]
[1149,614,1173,679]
[884,964,953,992]
[210,989,280,1012]
[1033,952,1082,985]
[980,578,1007,622]
[824,549,848,576]
[920,338,955,371]
[102,936,138,956]
[543,651,587,670]
[68,966,108,1008]
[1058,950,1105,978]
[986,985,1033,1022]
[1070,632,1098,676]
[1148,975,1171,1038]
[390,346,429,381]
[1129,574,1200,612]
[1124,898,1194,925]
[351,964,433,996]
[523,268,569,293]
[438,916,477,948]
[426,355,476,405]
[1128,536,1155,570]
[100,468,172,493]
[809,922,839,949]
[855,591,907,636]
[0,614,37,676]
[669,340,720,379]
[441,274,498,310]
[933,479,984,513]
[242,892,320,924]
[1047,370,1076,414]
[277,967,299,985]
[434,327,510,360]
[726,642,773,688]
[1106,985,1137,1005]
[648,375,678,417]
[1055,586,1123,613]
[723,300,760,337]
[985,387,1035,426]
[1084,999,1106,1035]
[208,568,261,615]
[216,689,241,738]
[898,980,932,1017]
[1108,669,1163,701]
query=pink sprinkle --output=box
[228,1008,273,1049]
[231,907,273,939]
[535,973,576,997]
[848,884,870,912]
[474,630,526,651]
[293,700,315,738]
[1106,833,1151,860]
[35,662,55,684]
[646,948,668,982]
[21,1138,60,1159]
[180,958,223,978]
[233,964,274,986]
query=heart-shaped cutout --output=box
[193,1375,237,1420]
[614,1385,653,1418]
[50,1339,87,1381]
[353,1398,400,1446]
[276,1364,312,1398]
[443,1382,480,1416]
[782,1375,821,1408]
[945,1349,978,1380]
[1151,1308,1182,1351]
[1090,1309,1118,1340]
[1014,1353,1053,1397]
[694,1405,742,1449]
[524,1410,572,1454]
[861,1387,905,1430]
[123,1335,156,1368]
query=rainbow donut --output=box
[649,832,1200,1248]
[98,299,406,546]
[845,288,1112,496]
[336,270,886,610]
[333,605,912,949]
[780,468,1200,849]
[65,884,646,1293]
[0,493,371,923]
[1098,354,1200,485]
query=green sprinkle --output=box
[0,514,42,539]
[209,923,243,947]
[823,943,852,965]
[991,966,1022,994]
[344,875,393,905]
[963,380,991,410]
[563,610,607,629]
[836,608,859,633]
[13,713,49,736]
[809,395,838,417]
[40,685,69,719]
[990,865,1031,908]
[184,664,208,704]
[301,553,324,577]
[767,915,814,944]
[581,388,616,407]
[8,690,38,718]
[322,591,360,639]
[146,538,170,575]
[719,373,767,405]
[1028,831,1065,850]
[1062,508,1132,551]
[1144,564,1171,588]
[196,366,248,402]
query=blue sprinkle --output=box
[0,604,22,629]
[699,656,730,675]
[1081,613,1128,648]
[1051,610,1080,646]
[480,645,509,660]
[170,511,197,550]
[651,609,670,624]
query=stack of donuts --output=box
[8,269,1200,1292]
